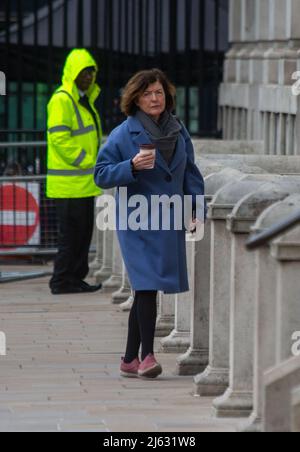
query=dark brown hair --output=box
[120,68,176,117]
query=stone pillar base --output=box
[159,330,190,354]
[213,388,253,418]
[111,287,131,305]
[118,295,134,312]
[102,275,122,292]
[88,267,100,278]
[155,315,175,338]
[88,258,102,274]
[238,412,262,432]
[194,365,229,397]
[94,267,112,284]
[175,347,208,376]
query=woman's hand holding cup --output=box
[132,144,156,171]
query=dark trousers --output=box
[124,290,158,363]
[50,197,95,290]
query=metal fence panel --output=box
[0,138,47,175]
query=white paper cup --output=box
[139,145,156,169]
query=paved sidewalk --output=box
[0,266,240,432]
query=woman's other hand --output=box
[189,218,202,234]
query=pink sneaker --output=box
[138,354,162,379]
[120,357,140,378]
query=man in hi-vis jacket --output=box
[47,49,103,295]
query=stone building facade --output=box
[219,0,300,155]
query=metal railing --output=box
[0,141,47,148]
[0,270,53,283]
[246,211,300,251]
[0,139,47,176]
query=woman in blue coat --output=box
[94,69,205,379]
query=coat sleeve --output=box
[47,94,95,169]
[182,127,207,220]
[94,133,138,189]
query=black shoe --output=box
[78,280,102,293]
[51,281,102,295]
[51,285,85,295]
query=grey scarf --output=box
[135,110,182,165]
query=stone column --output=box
[102,231,123,293]
[213,180,300,418]
[156,292,175,338]
[89,198,104,277]
[229,0,242,43]
[193,168,246,396]
[94,227,114,284]
[112,261,131,304]
[194,216,231,396]
[296,65,300,156]
[292,385,300,432]
[90,229,104,275]
[269,0,287,42]
[94,188,115,284]
[176,226,210,376]
[242,194,300,431]
[271,224,300,363]
[160,240,193,354]
[263,356,300,432]
[289,0,300,41]
[212,229,255,418]
[254,0,270,42]
[194,177,269,397]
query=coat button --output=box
[165,175,172,182]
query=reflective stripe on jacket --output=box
[46,49,103,199]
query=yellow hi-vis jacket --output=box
[46,49,103,198]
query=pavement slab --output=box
[0,266,241,432]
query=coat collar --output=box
[127,115,144,133]
[127,116,185,174]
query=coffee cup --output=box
[139,144,156,169]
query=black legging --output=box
[124,290,158,363]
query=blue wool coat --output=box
[94,116,205,294]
